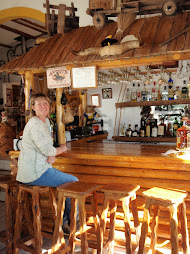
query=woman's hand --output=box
[47,156,56,163]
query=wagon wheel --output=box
[93,13,106,28]
[162,1,177,16]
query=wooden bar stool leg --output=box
[32,189,42,253]
[90,191,102,254]
[69,198,77,254]
[78,195,88,254]
[138,198,151,254]
[13,189,24,254]
[169,204,179,254]
[23,192,34,236]
[5,186,13,254]
[130,197,140,245]
[122,197,132,254]
[178,201,190,254]
[100,195,109,251]
[150,205,159,254]
[52,192,66,252]
[108,199,117,254]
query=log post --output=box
[25,71,34,123]
[80,92,87,127]
[57,4,66,34]
[56,88,65,145]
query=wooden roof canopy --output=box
[0,11,190,74]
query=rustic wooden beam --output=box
[12,20,47,34]
[0,24,35,39]
[45,0,51,37]
[25,71,34,123]
[57,4,66,34]
[56,88,65,145]
[43,3,77,12]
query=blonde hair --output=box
[28,93,50,120]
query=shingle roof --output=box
[1,12,190,72]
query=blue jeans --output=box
[25,167,79,225]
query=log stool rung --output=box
[138,187,190,254]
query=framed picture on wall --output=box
[91,94,100,107]
[72,66,97,89]
[102,88,112,99]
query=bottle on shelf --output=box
[165,122,172,136]
[145,119,151,137]
[157,84,162,101]
[126,124,132,137]
[152,82,157,101]
[146,85,152,101]
[176,117,190,150]
[151,121,158,137]
[136,83,141,102]
[131,83,137,102]
[162,85,168,100]
[141,84,147,101]
[132,124,139,137]
[119,123,126,136]
[181,80,188,99]
[139,116,146,137]
[174,86,181,99]
[173,117,179,137]
[157,118,166,137]
[168,74,174,100]
[125,88,131,102]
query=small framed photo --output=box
[6,88,12,107]
[102,88,112,99]
[90,94,100,107]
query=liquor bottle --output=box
[125,88,131,102]
[174,86,181,99]
[136,83,141,102]
[157,84,162,101]
[146,119,151,137]
[181,80,188,99]
[173,117,179,137]
[139,116,146,137]
[141,84,147,101]
[126,124,132,137]
[162,85,168,100]
[157,118,166,137]
[120,124,126,136]
[151,121,158,137]
[131,83,137,102]
[152,82,157,101]
[132,124,139,137]
[147,85,152,101]
[168,75,174,100]
[176,117,190,150]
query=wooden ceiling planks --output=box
[151,15,174,54]
[167,12,189,52]
[1,12,190,73]
[134,16,160,57]
[184,12,190,51]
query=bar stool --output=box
[100,183,140,254]
[51,181,102,254]
[13,184,57,254]
[138,187,189,254]
[0,175,17,254]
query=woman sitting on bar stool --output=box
[16,93,79,234]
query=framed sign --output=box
[102,88,112,99]
[6,88,12,107]
[72,66,97,89]
[46,66,71,89]
[91,94,100,107]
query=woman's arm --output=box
[55,144,68,156]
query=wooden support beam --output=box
[57,4,66,34]
[45,0,51,37]
[25,71,34,123]
[56,88,65,145]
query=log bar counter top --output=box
[9,142,190,246]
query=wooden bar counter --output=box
[9,142,190,247]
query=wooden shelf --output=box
[116,99,190,109]
[112,136,176,143]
